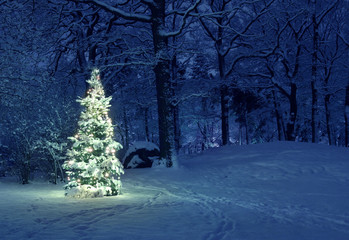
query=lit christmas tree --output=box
[63,69,124,197]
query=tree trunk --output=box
[152,0,175,167]
[170,2,181,154]
[123,107,129,149]
[245,111,249,145]
[202,124,207,150]
[324,94,332,145]
[286,83,297,141]
[173,103,180,153]
[311,8,319,143]
[73,9,98,92]
[198,122,208,151]
[200,98,209,150]
[272,90,284,140]
[220,84,229,145]
[311,79,318,143]
[144,107,150,142]
[171,53,180,154]
[217,17,229,145]
[20,155,31,184]
[239,124,242,145]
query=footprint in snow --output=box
[74,225,89,230]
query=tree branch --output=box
[75,0,152,22]
[316,0,339,25]
[338,33,349,47]
[160,0,202,38]
[140,0,155,8]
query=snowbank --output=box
[0,142,349,240]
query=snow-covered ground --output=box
[1,142,349,240]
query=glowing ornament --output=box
[86,147,93,153]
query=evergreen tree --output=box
[63,69,124,197]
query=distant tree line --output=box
[0,0,348,183]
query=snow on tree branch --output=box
[160,0,202,38]
[76,0,152,22]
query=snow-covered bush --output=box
[0,86,77,184]
[122,141,160,168]
[5,119,40,184]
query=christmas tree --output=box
[63,69,124,198]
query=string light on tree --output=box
[86,147,94,153]
[63,69,124,198]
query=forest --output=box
[0,0,349,183]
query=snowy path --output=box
[1,142,349,240]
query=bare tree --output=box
[308,0,339,143]
[71,0,201,167]
[339,22,349,147]
[196,0,275,145]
